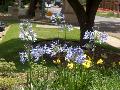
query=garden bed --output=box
[33,38,120,65]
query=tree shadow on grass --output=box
[0,38,26,70]
[0,38,69,70]
[0,19,19,26]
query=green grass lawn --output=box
[96,11,120,18]
[33,26,80,40]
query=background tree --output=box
[0,0,14,12]
[67,0,102,49]
[27,0,43,18]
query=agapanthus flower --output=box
[99,32,108,44]
[51,13,65,25]
[19,52,28,64]
[65,50,73,60]
[27,27,37,41]
[83,30,90,39]
[83,30,94,40]
[66,24,73,31]
[51,14,57,23]
[50,43,62,56]
[75,54,86,64]
[97,59,103,64]
[43,44,52,55]
[89,31,94,40]
[65,46,86,64]
[30,46,45,62]
[19,23,24,29]
[19,30,26,40]
[19,19,37,42]
[94,31,108,44]
[73,47,84,55]
[30,48,40,62]
[62,44,68,52]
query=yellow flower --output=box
[53,60,57,64]
[118,62,120,65]
[87,55,92,61]
[53,58,61,64]
[97,59,103,64]
[82,60,92,68]
[67,62,74,69]
[57,59,61,64]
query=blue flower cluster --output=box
[19,19,37,42]
[19,52,28,64]
[83,30,108,44]
[94,31,108,44]
[51,13,73,31]
[51,13,65,25]
[83,30,94,40]
[99,31,108,44]
[19,41,86,64]
[65,46,86,64]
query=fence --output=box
[99,0,120,13]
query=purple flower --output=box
[51,13,65,25]
[19,19,37,42]
[75,54,86,64]
[65,50,73,60]
[89,31,94,40]
[65,47,74,60]
[83,30,90,39]
[99,32,108,43]
[30,46,45,62]
[65,46,86,63]
[19,52,28,64]
[66,24,73,31]
[45,47,52,55]
[73,47,83,55]
[83,30,94,40]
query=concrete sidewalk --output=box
[106,36,120,48]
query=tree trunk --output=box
[67,0,102,49]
